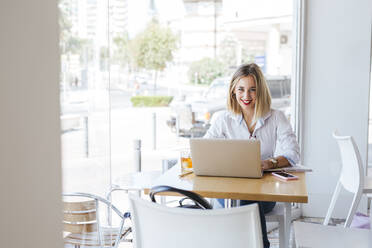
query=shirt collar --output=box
[230,112,244,124]
[233,109,272,128]
[256,110,272,129]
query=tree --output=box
[59,0,88,56]
[132,20,178,92]
[188,58,226,85]
[59,0,93,86]
[112,32,133,70]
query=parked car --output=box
[166,76,291,137]
[166,77,229,137]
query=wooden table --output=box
[144,165,308,248]
[145,165,308,202]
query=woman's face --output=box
[234,75,257,112]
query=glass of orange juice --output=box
[180,149,192,173]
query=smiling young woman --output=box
[204,63,300,248]
[228,63,271,126]
[233,75,257,133]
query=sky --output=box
[127,0,185,38]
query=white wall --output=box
[0,1,63,247]
[301,0,372,217]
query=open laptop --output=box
[190,138,262,178]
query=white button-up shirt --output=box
[204,109,300,166]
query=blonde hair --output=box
[227,63,271,124]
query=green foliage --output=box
[100,46,109,71]
[59,1,72,48]
[112,33,133,69]
[59,1,88,55]
[188,58,226,85]
[133,20,178,71]
[130,96,173,107]
[59,0,93,60]
[64,36,86,54]
[219,35,238,68]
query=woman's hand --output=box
[261,156,290,170]
[261,159,273,170]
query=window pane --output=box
[59,0,297,245]
[59,0,111,195]
[109,0,295,178]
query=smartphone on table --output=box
[272,171,298,181]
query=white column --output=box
[0,0,63,247]
[301,0,371,217]
[265,24,281,76]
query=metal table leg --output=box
[227,199,241,208]
[225,199,231,208]
[283,202,292,248]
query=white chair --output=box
[323,131,364,227]
[162,159,291,248]
[293,131,365,247]
[128,194,264,248]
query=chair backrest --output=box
[63,198,98,233]
[63,192,126,248]
[129,194,263,248]
[323,131,365,227]
[333,131,364,193]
